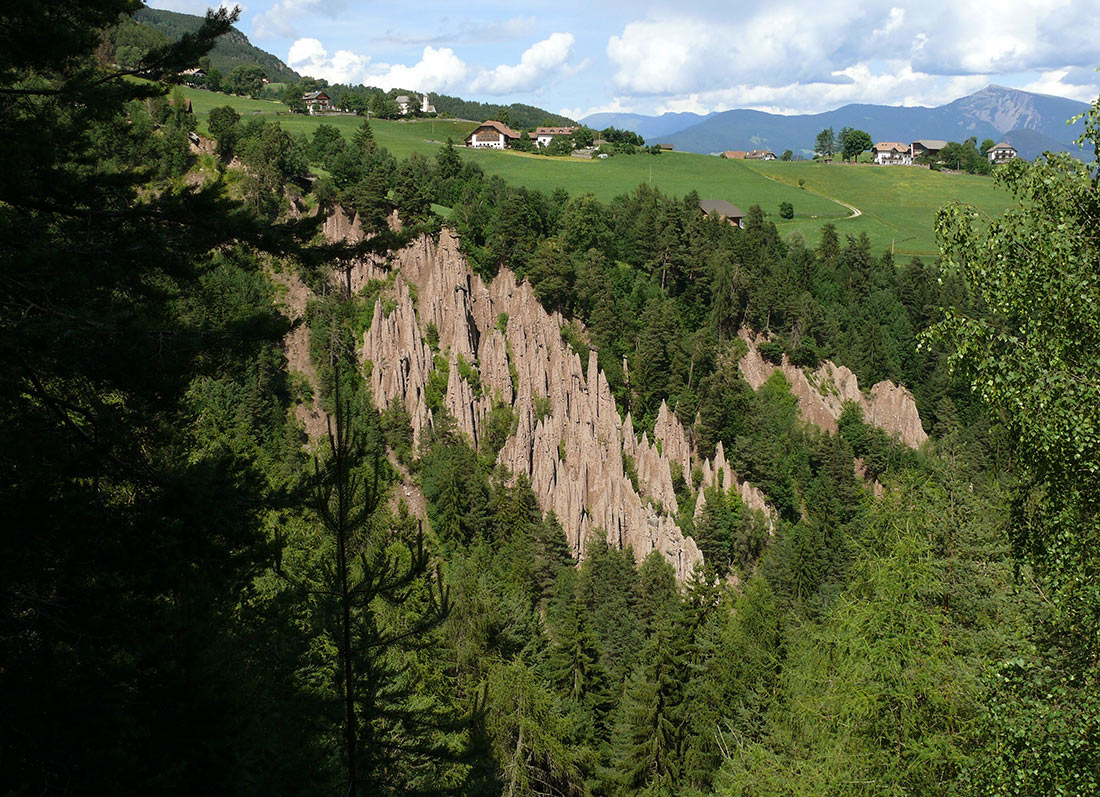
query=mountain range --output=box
[582,86,1090,161]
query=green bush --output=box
[758,341,785,365]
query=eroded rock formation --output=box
[302,217,786,580]
[357,230,709,578]
[738,331,927,449]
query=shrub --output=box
[779,201,794,219]
[758,341,785,365]
[788,343,820,368]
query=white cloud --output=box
[470,33,580,94]
[874,8,905,37]
[652,65,992,116]
[366,46,469,93]
[253,0,344,40]
[605,1,1100,112]
[287,33,589,96]
[287,38,469,92]
[559,97,637,120]
[1021,68,1100,103]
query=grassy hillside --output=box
[182,86,1015,258]
[739,160,1013,256]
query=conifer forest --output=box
[2,3,1099,794]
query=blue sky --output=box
[151,0,1100,118]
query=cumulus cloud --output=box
[287,38,468,92]
[605,1,1100,111]
[558,97,637,120]
[287,32,585,96]
[253,0,344,40]
[470,33,581,94]
[1021,68,1100,103]
[652,65,992,116]
[366,46,469,93]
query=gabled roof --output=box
[874,141,909,153]
[302,90,330,100]
[912,139,947,150]
[535,126,578,136]
[991,142,1015,150]
[395,95,410,103]
[700,199,745,218]
[745,149,775,158]
[722,150,746,158]
[468,120,520,139]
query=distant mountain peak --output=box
[642,85,1088,161]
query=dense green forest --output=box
[2,2,1099,795]
[133,6,300,81]
[428,93,577,127]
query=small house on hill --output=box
[466,120,519,149]
[700,199,746,228]
[179,67,205,86]
[302,90,331,115]
[395,95,413,114]
[873,142,911,165]
[988,142,1017,164]
[746,149,776,160]
[535,126,578,147]
[722,150,747,159]
[911,139,946,159]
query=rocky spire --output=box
[356,229,704,580]
[737,330,928,449]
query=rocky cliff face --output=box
[292,211,924,578]
[357,228,713,578]
[316,214,772,580]
[738,331,927,449]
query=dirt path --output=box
[753,169,862,219]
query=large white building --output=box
[534,126,577,148]
[988,142,1017,164]
[873,142,912,165]
[465,120,519,149]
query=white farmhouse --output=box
[465,120,519,149]
[872,142,912,165]
[534,126,577,148]
[988,142,1017,164]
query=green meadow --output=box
[739,159,1014,257]
[181,86,1016,258]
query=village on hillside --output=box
[183,67,1024,174]
[720,127,1018,174]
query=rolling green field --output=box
[740,160,1014,257]
[180,86,1016,258]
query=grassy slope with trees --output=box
[181,84,1013,258]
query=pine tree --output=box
[611,624,687,794]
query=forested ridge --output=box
[2,3,1099,795]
